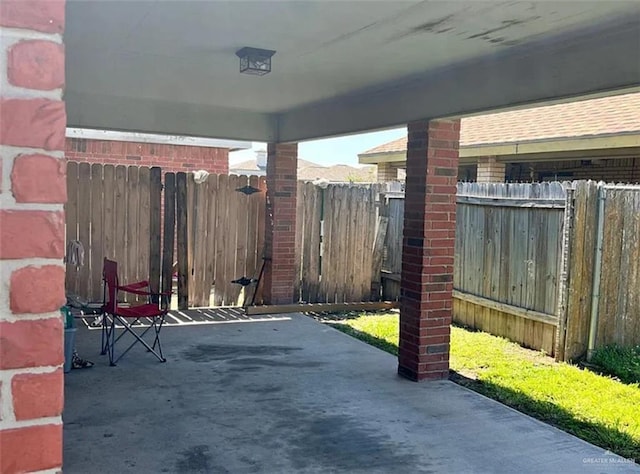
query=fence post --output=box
[176,172,189,310]
[149,167,162,303]
[586,184,606,360]
[370,214,389,300]
[555,186,574,361]
[161,173,176,306]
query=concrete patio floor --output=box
[64,312,638,473]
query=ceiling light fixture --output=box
[235,47,276,76]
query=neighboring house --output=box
[66,128,251,174]
[359,93,640,183]
[231,153,376,183]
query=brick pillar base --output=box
[0,1,67,472]
[399,119,459,381]
[263,143,298,304]
[477,156,505,182]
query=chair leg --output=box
[100,312,110,355]
[151,316,166,362]
[110,316,167,365]
[108,317,117,366]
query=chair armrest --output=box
[117,280,150,296]
[120,280,150,291]
[116,284,172,297]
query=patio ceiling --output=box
[65,1,640,143]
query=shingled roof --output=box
[361,92,640,155]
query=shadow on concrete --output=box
[450,372,640,462]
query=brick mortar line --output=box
[0,26,63,43]
[0,311,63,323]
[0,198,64,212]
[0,145,65,158]
[0,416,62,431]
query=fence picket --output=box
[89,164,104,302]
[244,175,260,301]
[65,162,79,293]
[161,173,176,301]
[114,166,127,294]
[204,174,219,306]
[233,175,250,306]
[176,172,188,310]
[103,165,116,263]
[77,163,91,300]
[213,174,229,305]
[137,166,151,304]
[149,167,162,300]
[224,175,240,305]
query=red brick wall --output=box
[0,1,67,472]
[65,138,230,174]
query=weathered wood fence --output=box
[65,163,160,304]
[380,181,640,359]
[559,182,640,361]
[294,182,382,303]
[65,164,639,359]
[65,163,266,308]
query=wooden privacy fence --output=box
[559,182,640,361]
[185,173,266,307]
[65,163,266,309]
[294,182,383,303]
[453,182,565,355]
[65,166,640,359]
[65,162,161,304]
[380,181,640,360]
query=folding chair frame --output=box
[101,259,171,366]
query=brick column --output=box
[477,156,505,182]
[377,162,399,182]
[0,2,67,472]
[399,119,459,381]
[263,143,297,304]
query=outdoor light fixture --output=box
[235,47,276,76]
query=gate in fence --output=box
[294,182,383,304]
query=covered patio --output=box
[1,1,639,472]
[64,313,635,473]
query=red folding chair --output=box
[101,258,171,366]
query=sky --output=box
[229,127,406,167]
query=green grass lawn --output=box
[325,312,640,461]
[591,344,640,385]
